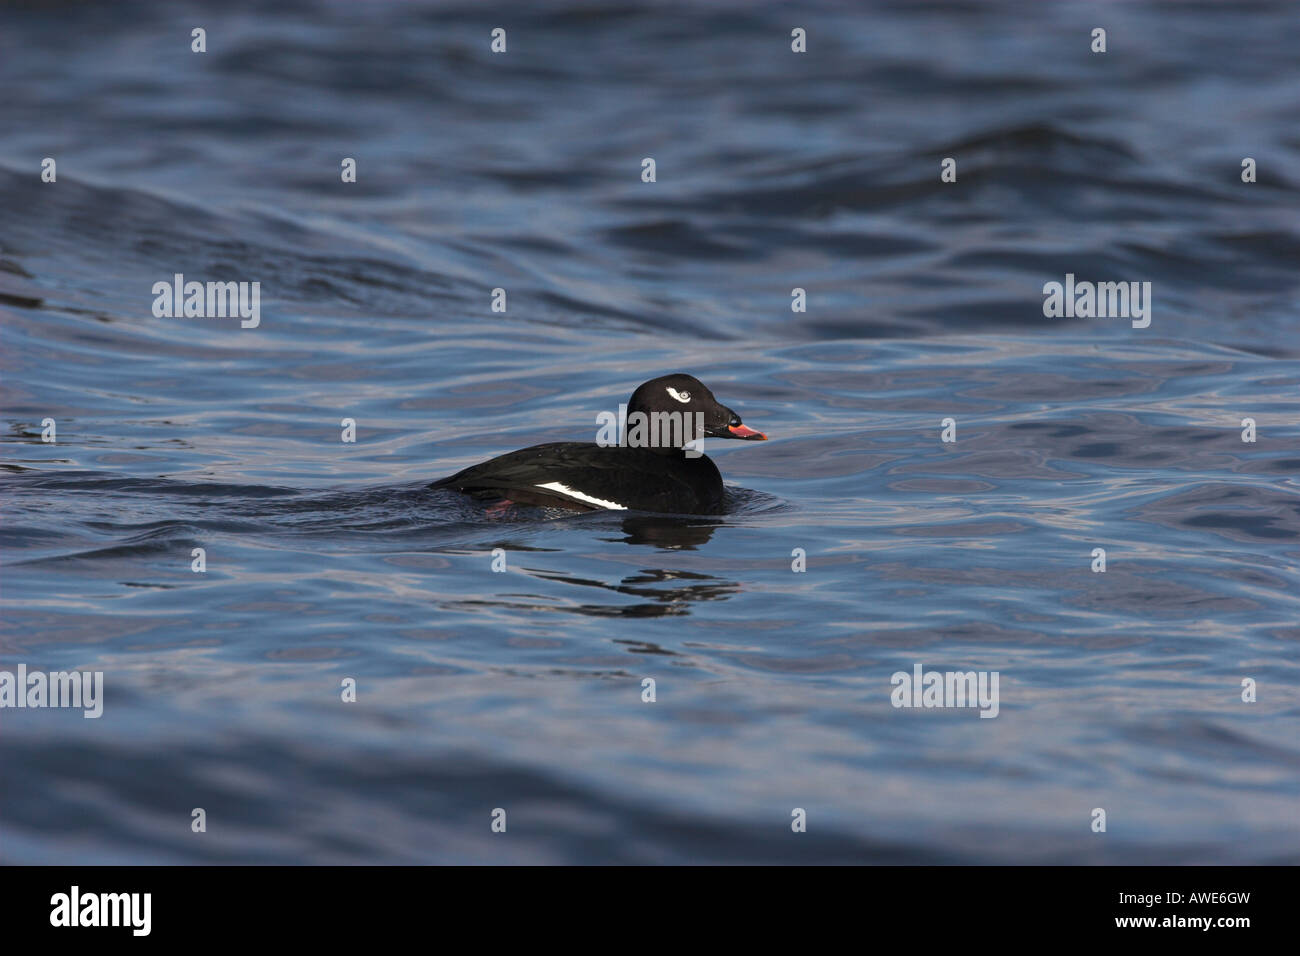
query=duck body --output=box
[431,373,767,516]
[431,441,726,514]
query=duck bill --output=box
[727,423,767,440]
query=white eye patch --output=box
[666,387,692,403]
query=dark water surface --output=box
[2,1,1298,863]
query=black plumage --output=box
[430,373,767,515]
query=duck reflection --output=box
[617,515,719,549]
[447,517,737,621]
[520,563,739,619]
[439,512,738,623]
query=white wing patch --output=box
[534,481,628,510]
[666,387,691,403]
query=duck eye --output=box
[666,387,691,403]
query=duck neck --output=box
[621,407,705,454]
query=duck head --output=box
[624,373,767,451]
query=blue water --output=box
[2,0,1298,864]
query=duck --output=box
[430,373,767,515]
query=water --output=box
[2,0,1298,864]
